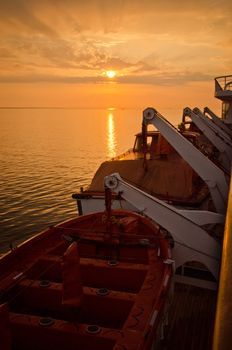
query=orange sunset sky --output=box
[0,0,231,110]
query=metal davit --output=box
[213,175,232,350]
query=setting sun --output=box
[106,70,116,79]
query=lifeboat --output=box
[0,209,172,350]
[74,119,213,216]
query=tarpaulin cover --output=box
[89,158,194,200]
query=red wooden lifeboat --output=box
[0,209,172,350]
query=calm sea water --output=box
[0,107,180,253]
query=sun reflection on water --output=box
[107,112,116,159]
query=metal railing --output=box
[215,75,232,91]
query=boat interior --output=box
[0,211,172,350]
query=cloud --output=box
[1,0,231,36]
[0,0,58,37]
[0,69,214,87]
[0,0,231,89]
[0,47,16,59]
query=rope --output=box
[59,213,221,262]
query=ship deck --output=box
[161,282,217,350]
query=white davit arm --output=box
[104,173,222,280]
[183,107,232,172]
[204,107,232,139]
[192,107,232,144]
[143,107,229,214]
[193,107,232,147]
